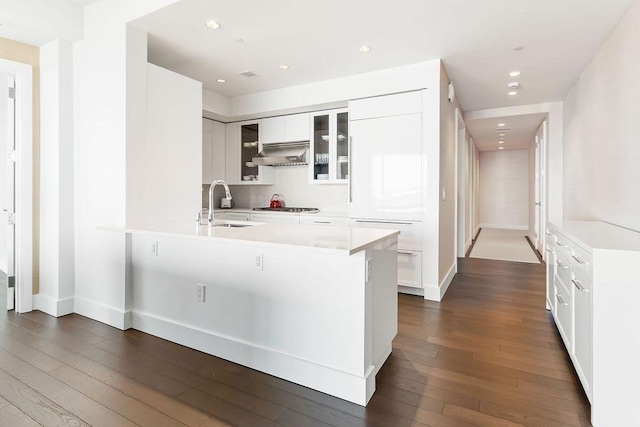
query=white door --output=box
[0,73,15,310]
[534,136,541,250]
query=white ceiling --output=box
[0,0,98,46]
[1,0,635,152]
[466,113,547,152]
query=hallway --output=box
[0,258,590,426]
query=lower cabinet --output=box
[546,221,640,426]
[214,212,250,222]
[351,219,422,290]
[299,216,350,227]
[249,213,300,224]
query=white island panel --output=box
[128,227,398,405]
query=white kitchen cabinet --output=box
[225,121,274,185]
[249,213,300,224]
[202,118,226,184]
[299,215,350,227]
[546,221,640,425]
[214,211,250,221]
[349,91,422,120]
[261,113,310,144]
[309,109,348,184]
[349,113,422,221]
[351,219,422,290]
[544,228,557,312]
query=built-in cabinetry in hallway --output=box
[546,221,640,426]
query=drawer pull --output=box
[556,294,568,306]
[397,250,415,256]
[572,255,588,265]
[314,221,331,224]
[545,231,553,236]
[557,260,569,269]
[356,219,413,225]
[571,279,590,293]
[556,241,567,248]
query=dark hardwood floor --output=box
[0,258,590,426]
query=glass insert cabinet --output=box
[309,108,349,184]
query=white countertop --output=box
[103,220,398,255]
[551,220,640,252]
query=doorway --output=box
[0,71,15,313]
[0,58,34,314]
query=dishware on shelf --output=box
[317,174,329,180]
[245,161,255,167]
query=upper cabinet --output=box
[261,113,310,144]
[309,108,349,184]
[225,120,275,185]
[202,118,226,184]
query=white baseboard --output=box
[398,286,424,297]
[474,225,481,237]
[478,223,528,231]
[132,310,377,406]
[74,297,132,330]
[33,294,74,317]
[422,262,457,302]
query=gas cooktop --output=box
[252,207,319,213]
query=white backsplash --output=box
[229,166,348,211]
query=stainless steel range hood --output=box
[252,141,310,166]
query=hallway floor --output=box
[469,229,541,264]
[0,258,590,426]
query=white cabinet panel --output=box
[397,250,422,288]
[225,122,241,184]
[299,216,350,227]
[284,113,310,141]
[215,212,250,221]
[249,213,300,224]
[572,267,592,397]
[202,118,214,183]
[350,219,421,250]
[349,91,422,121]
[554,278,572,351]
[261,116,284,144]
[262,113,310,144]
[350,114,422,221]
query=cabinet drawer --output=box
[554,232,571,259]
[554,277,573,351]
[397,250,421,289]
[555,251,571,289]
[571,266,592,397]
[216,212,250,221]
[571,243,592,275]
[351,219,421,250]
[299,216,350,227]
[249,213,300,224]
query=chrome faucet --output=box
[208,180,232,226]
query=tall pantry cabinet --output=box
[349,91,425,293]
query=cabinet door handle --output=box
[356,219,413,225]
[556,241,567,247]
[314,221,331,224]
[545,231,553,236]
[572,255,588,265]
[556,294,568,305]
[348,136,353,203]
[556,260,569,269]
[397,250,415,255]
[571,279,590,293]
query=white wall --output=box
[73,0,180,328]
[479,149,530,230]
[37,39,75,316]
[142,64,202,223]
[228,167,348,212]
[563,0,640,232]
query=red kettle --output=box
[269,193,282,208]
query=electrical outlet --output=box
[251,196,256,203]
[196,284,206,302]
[151,241,159,256]
[257,195,262,203]
[255,253,263,271]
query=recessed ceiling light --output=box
[499,141,505,144]
[205,20,221,29]
[508,91,518,96]
[359,45,371,53]
[499,134,505,137]
[499,147,505,150]
[278,64,289,70]
[509,71,521,77]
[216,79,226,83]
[498,123,506,127]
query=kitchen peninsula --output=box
[114,221,399,406]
